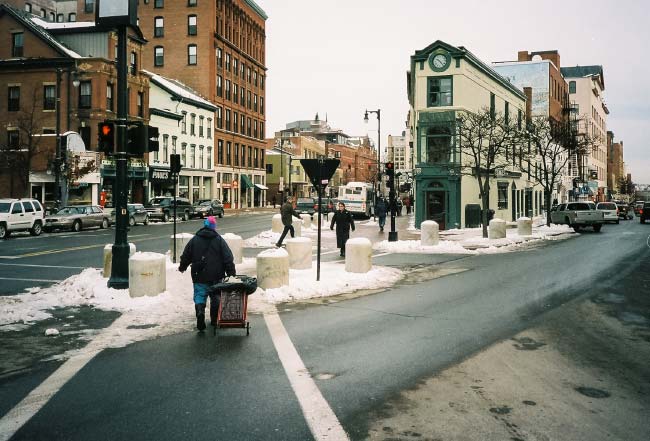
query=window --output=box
[498,182,508,209]
[425,125,452,164]
[68,13,76,22]
[188,44,197,65]
[247,67,251,83]
[233,84,238,103]
[247,90,251,109]
[57,13,64,22]
[154,17,164,37]
[233,58,238,76]
[22,201,34,213]
[490,93,496,119]
[240,114,245,134]
[199,145,204,168]
[225,53,231,71]
[190,144,196,168]
[240,61,245,77]
[207,118,212,138]
[137,91,144,117]
[260,75,264,90]
[226,141,231,165]
[240,86,246,106]
[247,146,252,167]
[504,101,509,124]
[154,46,164,66]
[84,0,94,13]
[154,0,163,7]
[218,140,223,164]
[225,80,231,100]
[217,75,223,97]
[188,0,197,6]
[40,8,45,18]
[188,15,197,36]
[79,81,91,108]
[569,81,576,94]
[225,109,231,131]
[25,3,31,12]
[240,143,245,165]
[206,146,213,169]
[12,33,24,57]
[130,51,137,75]
[253,120,258,138]
[254,148,259,168]
[233,111,238,133]
[246,117,251,137]
[260,97,264,114]
[234,143,239,166]
[181,111,187,133]
[162,135,169,162]
[216,48,222,68]
[7,129,19,148]
[199,115,204,137]
[254,94,258,112]
[427,77,452,107]
[181,142,187,165]
[190,113,196,135]
[216,107,222,128]
[43,85,55,110]
[172,136,177,154]
[253,71,258,87]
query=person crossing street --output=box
[276,196,300,248]
[375,196,388,232]
[330,202,355,257]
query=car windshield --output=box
[297,198,314,204]
[598,203,616,210]
[56,207,81,215]
[199,201,211,206]
[148,198,170,205]
[0,202,10,213]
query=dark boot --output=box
[195,303,206,331]
[210,303,219,327]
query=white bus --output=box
[337,182,375,218]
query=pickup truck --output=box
[145,197,195,222]
[550,202,604,232]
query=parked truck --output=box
[550,202,604,232]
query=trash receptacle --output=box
[465,204,481,228]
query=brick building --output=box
[137,0,268,208]
[2,0,78,23]
[0,4,150,206]
[606,130,624,196]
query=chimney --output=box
[524,87,533,124]
[518,51,530,62]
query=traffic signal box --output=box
[98,120,159,156]
[98,122,116,155]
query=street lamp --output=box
[364,109,380,220]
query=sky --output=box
[255,0,650,184]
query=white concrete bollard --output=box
[103,243,136,278]
[222,233,243,264]
[256,248,289,289]
[488,218,507,239]
[129,252,166,297]
[301,214,311,230]
[292,217,302,237]
[421,220,439,246]
[345,237,373,273]
[286,237,312,270]
[272,214,283,233]
[170,233,194,263]
[517,217,533,236]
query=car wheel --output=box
[0,224,7,239]
[163,212,170,222]
[128,216,135,227]
[183,211,189,221]
[641,218,646,224]
[143,216,149,225]
[72,220,82,232]
[43,226,52,233]
[593,224,602,232]
[101,218,109,229]
[30,221,42,236]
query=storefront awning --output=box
[240,174,254,190]
[254,183,268,190]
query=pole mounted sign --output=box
[95,0,138,28]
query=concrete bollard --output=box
[517,217,533,236]
[488,218,507,239]
[292,217,302,237]
[222,233,243,264]
[129,252,166,297]
[286,237,312,270]
[103,243,136,278]
[272,214,283,233]
[170,233,194,263]
[256,248,289,289]
[421,220,439,246]
[345,237,372,273]
[301,214,311,230]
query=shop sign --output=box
[149,168,171,182]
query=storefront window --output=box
[192,176,200,202]
[178,176,189,198]
[203,177,212,198]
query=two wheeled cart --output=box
[211,275,257,336]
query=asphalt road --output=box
[2,219,649,440]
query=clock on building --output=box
[429,52,450,72]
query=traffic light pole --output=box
[108,24,130,289]
[387,163,398,242]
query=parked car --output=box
[44,205,110,232]
[549,202,604,232]
[295,197,316,217]
[145,197,194,222]
[0,198,45,239]
[634,201,645,215]
[616,203,633,220]
[596,202,619,224]
[111,203,149,226]
[640,202,650,224]
[193,199,224,218]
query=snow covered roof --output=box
[145,70,217,112]
[31,16,96,30]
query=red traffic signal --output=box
[385,161,395,178]
[97,121,115,155]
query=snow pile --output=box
[221,232,241,239]
[244,230,281,247]
[259,263,403,303]
[258,247,288,258]
[407,214,418,232]
[360,219,379,227]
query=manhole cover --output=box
[575,387,610,398]
[489,406,512,415]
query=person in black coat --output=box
[276,196,301,247]
[375,197,388,232]
[179,216,236,331]
[330,202,355,257]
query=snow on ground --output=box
[244,226,335,248]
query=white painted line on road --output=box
[312,250,341,257]
[0,256,20,260]
[0,263,99,270]
[0,277,62,283]
[264,309,350,441]
[372,252,391,258]
[0,314,133,441]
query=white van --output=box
[0,198,45,238]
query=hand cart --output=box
[211,276,257,336]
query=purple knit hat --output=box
[204,215,217,230]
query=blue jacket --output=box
[375,199,388,217]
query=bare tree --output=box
[523,115,594,226]
[455,108,522,237]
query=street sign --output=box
[300,159,339,190]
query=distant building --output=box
[606,130,624,197]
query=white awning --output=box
[254,184,269,190]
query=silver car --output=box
[44,205,111,232]
[111,203,149,226]
[596,202,619,224]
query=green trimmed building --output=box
[408,41,541,229]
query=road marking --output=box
[0,314,132,441]
[0,263,98,270]
[312,250,341,257]
[5,234,159,259]
[0,256,20,260]
[372,252,391,258]
[264,309,350,441]
[0,277,62,283]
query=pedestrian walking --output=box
[330,202,355,257]
[404,197,411,215]
[178,216,236,332]
[276,196,300,247]
[375,196,388,232]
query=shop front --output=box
[100,159,148,208]
[149,166,174,199]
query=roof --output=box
[561,65,605,89]
[145,70,217,112]
[244,0,268,20]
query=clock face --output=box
[433,54,447,69]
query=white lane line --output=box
[0,314,132,441]
[371,252,390,258]
[0,263,97,270]
[0,256,19,260]
[0,277,62,283]
[312,250,341,257]
[264,310,349,441]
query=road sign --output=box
[300,159,339,191]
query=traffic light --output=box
[385,161,395,179]
[147,126,159,152]
[97,121,115,155]
[170,153,182,174]
[127,124,148,155]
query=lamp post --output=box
[364,109,380,220]
[54,68,62,207]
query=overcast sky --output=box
[256,0,650,183]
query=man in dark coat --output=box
[330,202,355,257]
[276,196,300,247]
[179,216,236,331]
[375,197,388,232]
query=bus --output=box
[337,182,375,218]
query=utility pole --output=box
[54,68,62,206]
